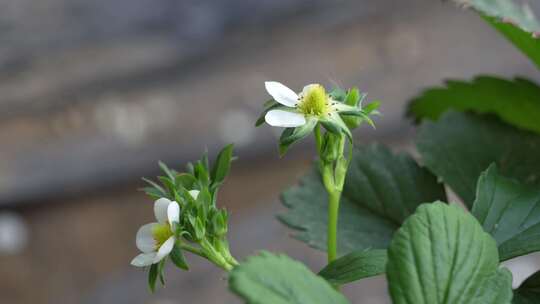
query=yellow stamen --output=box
[152,223,173,249]
[298,84,329,116]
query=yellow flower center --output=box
[298,84,329,116]
[152,223,173,249]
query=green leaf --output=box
[408,76,540,134]
[513,271,540,304]
[472,164,540,261]
[387,202,513,304]
[148,263,158,293]
[318,249,387,285]
[417,111,540,208]
[279,144,446,253]
[170,243,189,270]
[210,144,234,186]
[158,161,175,181]
[453,0,540,34]
[229,252,349,304]
[483,15,540,70]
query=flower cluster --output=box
[256,81,379,155]
[131,144,238,291]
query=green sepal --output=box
[278,117,317,156]
[148,263,158,293]
[320,132,341,163]
[329,88,347,101]
[210,144,234,190]
[321,114,352,142]
[158,259,166,286]
[255,99,280,127]
[170,242,190,270]
[142,177,167,198]
[158,161,176,181]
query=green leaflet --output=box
[452,0,540,34]
[408,76,540,135]
[472,165,540,261]
[279,144,446,253]
[417,111,540,207]
[229,252,349,304]
[387,202,513,304]
[318,249,387,285]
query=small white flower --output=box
[131,191,199,267]
[264,81,359,130]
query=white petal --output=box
[167,201,180,224]
[136,223,158,253]
[265,110,306,127]
[131,252,157,267]
[189,190,200,199]
[265,81,299,107]
[153,236,175,263]
[154,198,172,223]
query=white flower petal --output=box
[136,223,158,253]
[154,198,172,223]
[131,252,157,267]
[153,236,175,263]
[189,190,200,199]
[265,109,306,127]
[167,201,180,224]
[265,81,299,107]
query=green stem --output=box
[314,124,323,153]
[327,190,341,263]
[179,243,205,257]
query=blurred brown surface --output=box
[2,0,540,303]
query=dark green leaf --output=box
[170,243,189,270]
[408,76,540,134]
[148,263,158,293]
[387,202,513,304]
[210,144,234,186]
[453,0,540,34]
[417,111,540,208]
[513,271,540,304]
[279,144,446,253]
[318,249,387,285]
[472,164,540,260]
[229,252,349,304]
[484,15,540,70]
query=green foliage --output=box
[141,145,237,280]
[229,252,349,304]
[417,111,540,207]
[279,144,446,253]
[453,0,540,34]
[408,76,540,134]
[387,202,513,304]
[483,15,540,69]
[513,271,540,304]
[318,249,387,285]
[472,164,540,261]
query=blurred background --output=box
[1,0,540,303]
